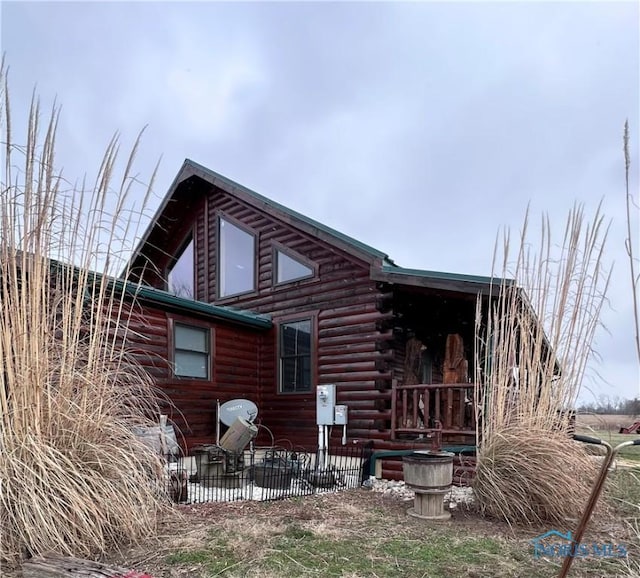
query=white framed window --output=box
[174,323,210,379]
[279,318,312,393]
[218,217,255,298]
[168,236,194,299]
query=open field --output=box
[575,415,640,464]
[577,414,639,433]
[582,431,640,464]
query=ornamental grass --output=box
[621,120,640,576]
[473,202,611,526]
[0,60,167,563]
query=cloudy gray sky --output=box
[2,1,638,402]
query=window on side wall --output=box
[174,323,210,379]
[275,249,314,285]
[218,217,255,298]
[168,236,194,299]
[279,318,312,393]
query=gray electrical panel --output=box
[316,384,336,425]
[334,405,348,425]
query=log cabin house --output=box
[123,159,505,481]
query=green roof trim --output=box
[381,264,512,286]
[123,282,272,329]
[79,267,272,329]
[185,159,389,261]
[45,259,271,329]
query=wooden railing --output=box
[391,382,476,440]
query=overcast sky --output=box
[2,1,638,402]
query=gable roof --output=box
[129,159,389,272]
[126,159,507,295]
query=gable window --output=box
[279,318,312,393]
[168,237,194,299]
[275,249,314,284]
[174,323,210,379]
[219,217,255,298]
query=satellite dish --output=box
[219,398,258,426]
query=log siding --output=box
[116,299,265,451]
[125,166,500,479]
[189,188,389,448]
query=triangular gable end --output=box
[124,159,390,284]
[125,159,509,298]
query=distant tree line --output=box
[577,396,640,415]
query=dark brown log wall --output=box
[195,188,392,448]
[117,299,263,450]
[123,176,485,478]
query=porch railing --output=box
[391,382,476,440]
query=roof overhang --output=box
[127,282,272,330]
[84,266,272,330]
[372,264,513,296]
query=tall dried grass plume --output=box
[473,204,611,526]
[621,120,640,577]
[0,60,167,563]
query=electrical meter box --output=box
[334,405,348,425]
[316,384,336,425]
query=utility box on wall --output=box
[316,384,336,425]
[334,405,348,425]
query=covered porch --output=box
[371,267,497,480]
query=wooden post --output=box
[403,335,426,427]
[390,379,398,439]
[443,334,468,430]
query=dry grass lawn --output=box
[2,470,638,577]
[91,483,638,578]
